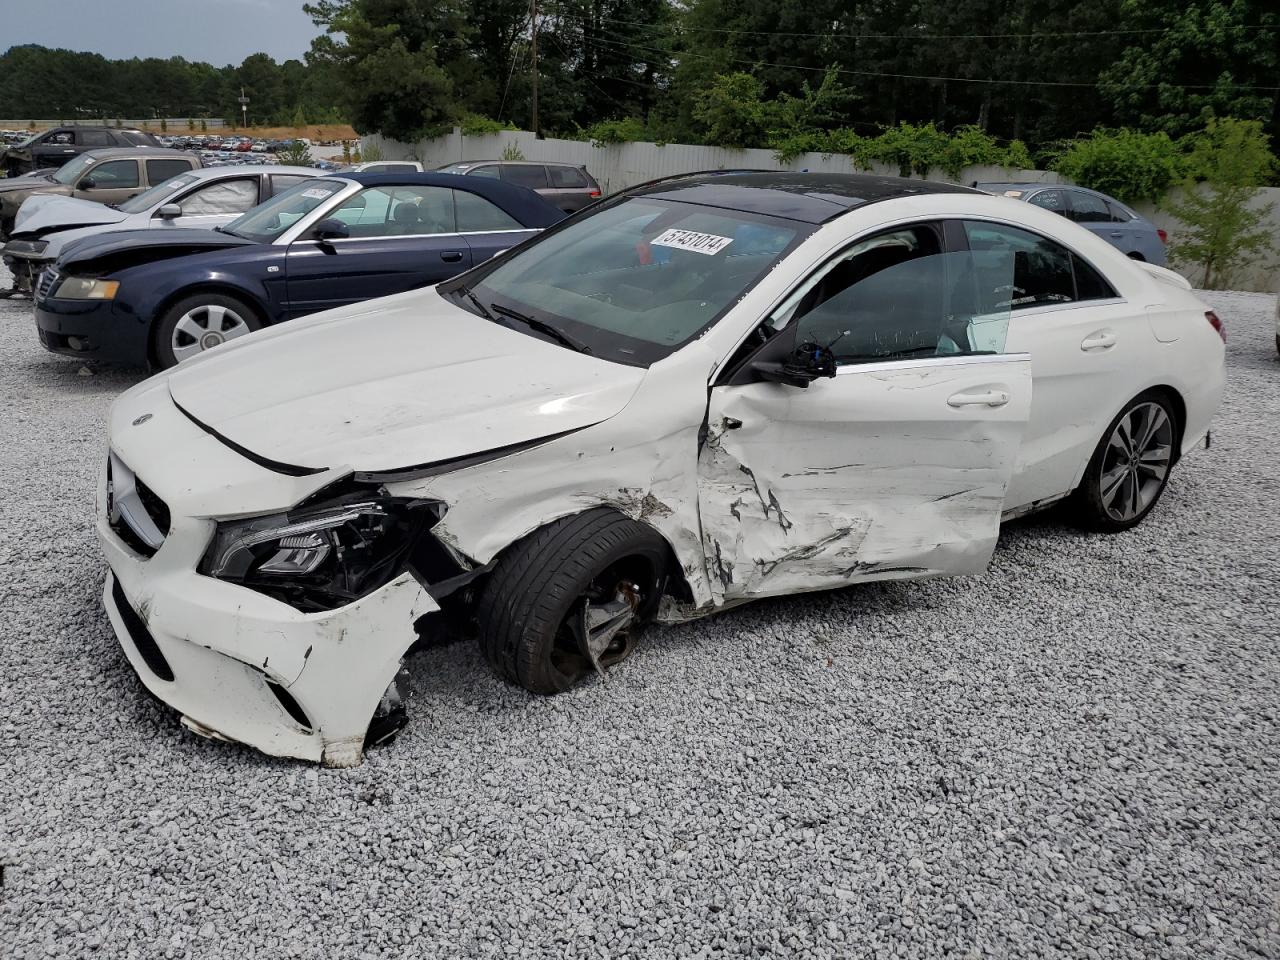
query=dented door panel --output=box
[698,355,1032,602]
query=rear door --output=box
[284,183,473,317]
[699,222,1031,602]
[144,157,198,188]
[455,187,539,263]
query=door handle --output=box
[1109,231,1124,238]
[723,417,743,430]
[947,390,1010,408]
[440,250,463,263]
[1080,331,1117,351]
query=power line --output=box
[589,26,1280,92]
[596,12,1279,42]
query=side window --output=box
[180,178,258,215]
[83,159,140,188]
[328,185,456,236]
[548,165,589,188]
[45,130,74,145]
[80,130,113,146]
[1068,191,1111,223]
[1105,201,1132,223]
[468,165,501,179]
[454,190,522,231]
[779,225,1011,363]
[269,174,311,197]
[1027,190,1067,216]
[962,220,1114,308]
[501,164,550,189]
[147,158,194,184]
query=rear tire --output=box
[476,509,669,695]
[153,291,262,369]
[1069,390,1179,533]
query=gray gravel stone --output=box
[0,267,1277,958]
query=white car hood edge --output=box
[15,194,129,233]
[164,288,648,475]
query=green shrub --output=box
[1049,129,1184,204]
[460,114,517,136]
[500,141,525,161]
[586,117,650,147]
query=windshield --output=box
[52,154,97,185]
[221,177,344,242]
[118,174,199,213]
[437,163,471,174]
[461,197,806,365]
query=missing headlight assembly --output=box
[199,489,448,613]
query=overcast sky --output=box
[4,0,322,65]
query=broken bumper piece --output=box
[101,524,438,767]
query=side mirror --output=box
[157,203,182,219]
[751,341,837,388]
[79,177,97,190]
[312,218,349,241]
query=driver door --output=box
[698,222,1032,603]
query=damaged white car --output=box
[99,173,1224,766]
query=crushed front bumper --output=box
[97,389,440,766]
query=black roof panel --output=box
[631,172,979,223]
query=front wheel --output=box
[1070,391,1178,532]
[476,509,669,695]
[154,292,261,369]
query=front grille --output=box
[36,268,58,299]
[106,453,170,558]
[110,576,175,682]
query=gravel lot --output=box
[1,268,1277,959]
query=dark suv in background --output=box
[436,160,602,212]
[2,126,162,177]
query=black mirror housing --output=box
[312,217,349,240]
[751,341,837,388]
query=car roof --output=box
[628,172,979,224]
[445,160,584,169]
[180,164,321,180]
[337,171,566,227]
[81,147,195,160]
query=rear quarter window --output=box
[501,164,550,189]
[548,165,589,188]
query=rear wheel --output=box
[1070,391,1178,532]
[154,291,261,369]
[476,509,668,695]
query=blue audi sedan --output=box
[34,172,565,369]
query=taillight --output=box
[589,189,601,198]
[1206,310,1226,342]
[1157,228,1168,244]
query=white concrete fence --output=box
[367,127,1280,293]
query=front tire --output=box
[1070,391,1178,532]
[154,291,261,369]
[476,509,669,695]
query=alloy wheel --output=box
[1099,401,1173,522]
[171,303,252,362]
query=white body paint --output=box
[98,191,1224,764]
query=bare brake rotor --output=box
[572,580,641,676]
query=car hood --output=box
[58,227,257,270]
[0,172,58,194]
[165,288,647,475]
[14,194,127,233]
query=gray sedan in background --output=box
[974,182,1168,266]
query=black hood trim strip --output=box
[353,425,595,484]
[172,396,327,478]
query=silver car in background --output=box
[1,165,319,296]
[974,182,1168,266]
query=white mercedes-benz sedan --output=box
[98,173,1224,765]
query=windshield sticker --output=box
[301,188,335,200]
[651,228,734,256]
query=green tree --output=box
[1166,118,1277,288]
[1050,129,1186,203]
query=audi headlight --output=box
[53,276,119,300]
[199,493,445,612]
[2,239,47,257]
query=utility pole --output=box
[529,0,539,136]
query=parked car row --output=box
[0,125,163,177]
[75,170,1222,766]
[437,159,602,213]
